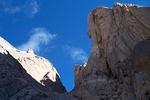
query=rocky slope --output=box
[71,3,150,100]
[0,37,67,99]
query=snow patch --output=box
[115,2,143,8]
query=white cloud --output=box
[65,45,88,63]
[0,0,39,17]
[18,28,56,53]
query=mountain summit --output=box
[0,36,67,99]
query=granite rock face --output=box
[0,37,68,100]
[72,4,150,100]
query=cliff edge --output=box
[72,4,150,100]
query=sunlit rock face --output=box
[72,4,150,100]
[0,37,67,99]
[0,37,59,84]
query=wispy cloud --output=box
[4,6,21,14]
[25,0,39,17]
[65,45,88,63]
[0,0,39,17]
[18,28,56,53]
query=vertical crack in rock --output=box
[105,58,113,78]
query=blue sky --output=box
[0,0,149,91]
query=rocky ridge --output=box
[0,37,67,99]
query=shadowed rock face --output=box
[72,4,150,100]
[132,38,150,72]
[0,53,51,100]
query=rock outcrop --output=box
[72,3,150,100]
[0,37,67,99]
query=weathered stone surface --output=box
[72,4,150,100]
